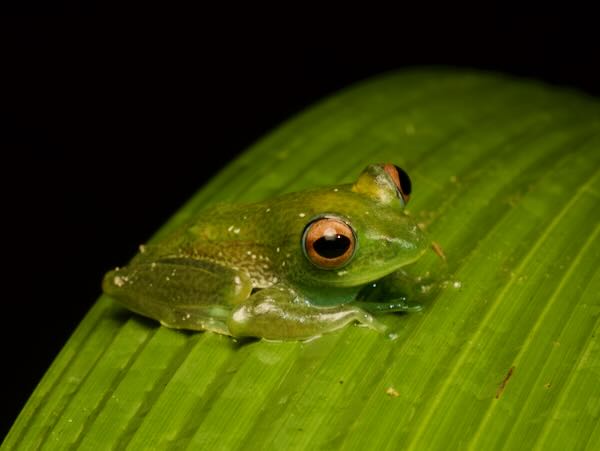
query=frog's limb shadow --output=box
[106,300,141,324]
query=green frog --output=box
[103,163,429,340]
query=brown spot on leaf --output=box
[495,366,515,399]
[431,241,446,261]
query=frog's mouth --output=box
[293,247,427,307]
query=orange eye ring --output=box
[383,163,412,205]
[302,216,356,269]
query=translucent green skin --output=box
[103,164,428,340]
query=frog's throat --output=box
[294,283,362,306]
[323,248,427,289]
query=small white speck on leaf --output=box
[386,387,400,397]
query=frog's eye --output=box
[302,217,356,269]
[383,163,412,206]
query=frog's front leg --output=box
[356,269,440,314]
[227,285,386,341]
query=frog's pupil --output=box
[394,165,412,196]
[313,234,351,259]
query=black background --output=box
[2,12,599,437]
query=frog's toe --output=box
[401,303,423,313]
[355,312,388,333]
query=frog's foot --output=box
[227,285,386,340]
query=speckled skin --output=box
[103,164,428,340]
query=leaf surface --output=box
[5,69,600,451]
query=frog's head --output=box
[284,163,428,294]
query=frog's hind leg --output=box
[103,258,252,335]
[227,284,387,340]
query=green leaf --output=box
[5,69,600,450]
